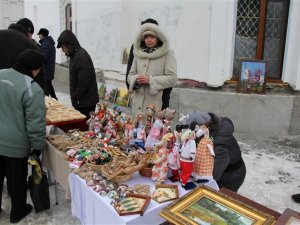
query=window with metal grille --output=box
[233,0,289,80]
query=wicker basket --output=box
[111,174,132,183]
[138,166,153,178]
[86,162,104,172]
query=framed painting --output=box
[98,83,106,99]
[103,84,118,103]
[238,59,267,94]
[274,208,300,225]
[114,193,151,216]
[152,184,179,203]
[115,87,130,107]
[160,185,275,225]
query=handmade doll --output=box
[162,108,176,136]
[105,120,117,139]
[93,121,103,138]
[86,111,97,131]
[193,125,215,182]
[123,115,134,144]
[144,110,165,151]
[151,133,174,184]
[133,112,146,149]
[95,102,108,121]
[179,129,197,189]
[144,104,157,135]
[167,131,181,182]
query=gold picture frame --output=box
[274,208,300,225]
[160,185,275,225]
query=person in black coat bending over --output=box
[187,111,246,192]
[38,28,58,100]
[125,18,173,110]
[57,30,99,119]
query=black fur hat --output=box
[17,18,34,34]
[17,49,44,70]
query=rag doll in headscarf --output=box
[193,124,215,183]
[167,131,181,182]
[144,109,165,151]
[151,133,174,184]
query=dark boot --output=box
[291,193,300,203]
[10,204,32,223]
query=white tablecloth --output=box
[42,140,73,199]
[69,172,219,225]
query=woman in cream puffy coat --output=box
[128,23,177,118]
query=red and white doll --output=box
[179,129,197,188]
[193,125,215,182]
[167,131,181,182]
[151,133,174,184]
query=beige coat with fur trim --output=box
[128,23,177,118]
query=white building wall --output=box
[24,0,61,62]
[0,0,24,29]
[282,0,300,90]
[23,0,300,90]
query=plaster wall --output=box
[24,0,61,62]
[282,0,300,90]
[22,0,300,90]
[0,0,23,29]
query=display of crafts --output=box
[152,184,179,203]
[47,100,217,216]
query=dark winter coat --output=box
[57,30,99,108]
[0,28,45,91]
[209,113,246,192]
[39,36,56,81]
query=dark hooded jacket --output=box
[209,113,246,192]
[0,26,45,91]
[39,36,56,81]
[57,30,99,108]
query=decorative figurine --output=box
[151,133,174,184]
[144,110,165,151]
[144,104,157,135]
[167,131,181,182]
[193,125,215,183]
[179,129,197,190]
[162,108,176,136]
[86,111,97,131]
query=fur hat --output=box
[37,28,49,36]
[141,18,159,26]
[16,49,44,70]
[142,30,157,39]
[17,18,34,34]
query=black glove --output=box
[31,149,42,158]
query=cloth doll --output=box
[179,129,197,189]
[167,131,181,182]
[162,108,176,136]
[151,133,174,184]
[133,112,146,149]
[193,125,215,182]
[123,115,134,145]
[144,110,165,151]
[145,104,157,135]
[86,111,97,131]
[95,102,108,121]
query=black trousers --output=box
[45,80,57,100]
[162,87,173,110]
[74,105,96,119]
[0,155,28,220]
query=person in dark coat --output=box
[187,111,246,192]
[38,28,57,99]
[15,18,45,91]
[57,30,99,118]
[125,18,173,110]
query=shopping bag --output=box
[28,159,50,212]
